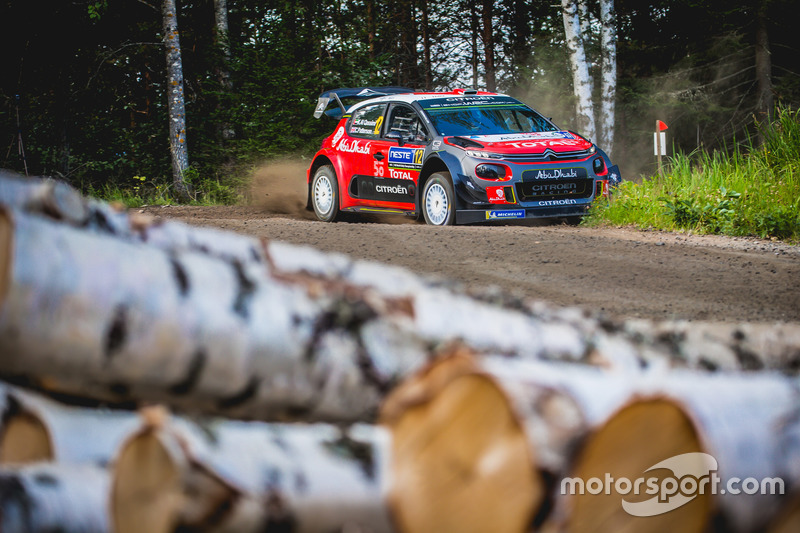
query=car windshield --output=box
[419,96,557,137]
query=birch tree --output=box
[214,0,234,141]
[599,0,617,153]
[561,0,597,142]
[163,0,190,200]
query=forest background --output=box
[0,0,798,203]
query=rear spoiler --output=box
[313,87,414,119]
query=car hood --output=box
[451,131,593,155]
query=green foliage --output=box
[587,106,800,242]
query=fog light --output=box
[592,157,607,175]
[475,164,507,180]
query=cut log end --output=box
[0,208,11,309]
[565,399,711,533]
[112,430,184,533]
[770,495,800,533]
[0,412,53,464]
[385,369,540,533]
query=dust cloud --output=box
[248,158,315,219]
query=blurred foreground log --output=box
[112,408,393,533]
[0,386,140,466]
[0,462,109,533]
[381,350,800,533]
[554,371,800,533]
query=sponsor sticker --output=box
[337,139,371,154]
[431,140,442,150]
[331,126,345,146]
[538,199,578,206]
[524,168,587,180]
[471,131,575,143]
[486,185,515,204]
[388,147,425,170]
[486,209,525,220]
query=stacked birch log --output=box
[1,170,800,532]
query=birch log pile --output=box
[111,407,394,533]
[2,203,800,425]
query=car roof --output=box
[347,89,514,113]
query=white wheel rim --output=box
[314,175,334,215]
[425,183,448,225]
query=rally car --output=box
[307,87,621,225]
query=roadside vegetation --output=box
[587,106,800,242]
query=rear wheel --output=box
[422,172,455,226]
[311,165,340,222]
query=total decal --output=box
[388,147,424,170]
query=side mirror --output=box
[386,131,405,147]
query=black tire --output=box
[421,172,455,226]
[563,216,583,226]
[311,165,340,222]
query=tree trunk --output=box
[481,0,496,92]
[112,411,394,533]
[755,1,773,141]
[0,463,110,533]
[162,0,191,201]
[562,371,800,533]
[561,0,597,141]
[0,386,140,466]
[420,0,432,90]
[599,0,617,153]
[213,0,234,141]
[470,1,479,89]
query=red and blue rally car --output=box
[307,87,621,225]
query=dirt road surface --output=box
[138,160,800,323]
[139,204,799,324]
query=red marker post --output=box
[654,120,668,176]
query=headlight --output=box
[475,163,508,180]
[465,150,504,159]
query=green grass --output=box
[89,167,243,208]
[586,106,800,242]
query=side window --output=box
[348,104,387,139]
[387,105,429,144]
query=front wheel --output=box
[422,172,455,226]
[311,165,340,222]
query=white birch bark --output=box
[561,0,597,142]
[112,412,394,533]
[0,386,140,466]
[599,0,617,153]
[163,0,190,200]
[0,463,109,533]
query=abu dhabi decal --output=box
[486,209,525,220]
[486,185,515,205]
[337,139,372,154]
[525,168,587,180]
[388,147,424,170]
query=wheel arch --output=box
[417,152,461,210]
[307,154,339,210]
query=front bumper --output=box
[455,204,590,224]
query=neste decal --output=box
[389,147,424,170]
[486,209,525,219]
